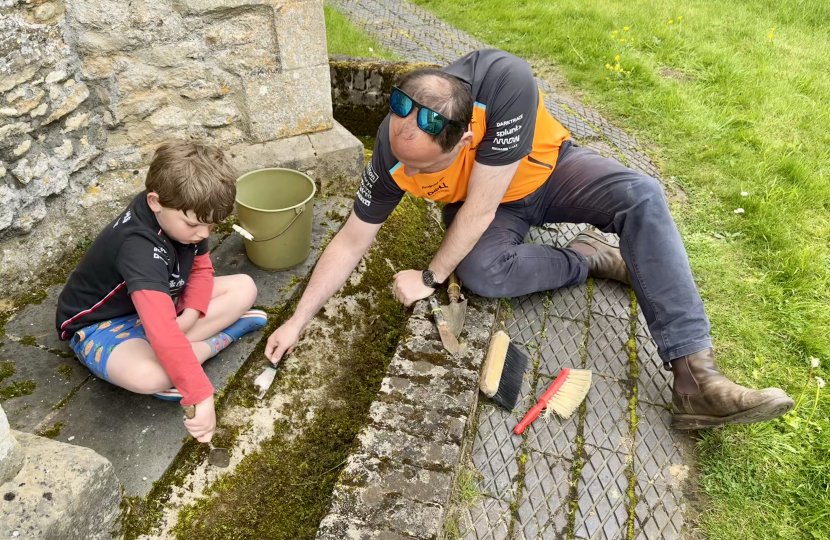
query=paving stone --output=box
[4,284,72,354]
[339,456,454,505]
[590,278,631,321]
[381,359,479,419]
[355,426,460,472]
[574,446,630,540]
[583,374,631,454]
[538,316,586,378]
[525,377,579,460]
[557,223,590,247]
[636,335,672,406]
[368,400,467,446]
[586,315,631,379]
[515,451,570,540]
[547,284,589,321]
[210,196,351,308]
[43,328,261,496]
[527,225,557,247]
[327,485,445,540]
[506,294,546,348]
[633,404,687,540]
[458,496,511,540]
[634,403,684,489]
[0,341,88,432]
[471,405,522,501]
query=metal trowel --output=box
[441,273,467,338]
[254,359,280,400]
[182,404,230,468]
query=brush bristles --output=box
[491,343,529,410]
[545,369,592,419]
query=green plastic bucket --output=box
[234,168,316,271]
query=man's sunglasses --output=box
[390,86,466,136]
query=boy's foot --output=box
[221,309,268,341]
[205,310,269,358]
[152,387,183,401]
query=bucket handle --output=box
[232,205,305,243]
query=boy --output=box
[56,141,266,443]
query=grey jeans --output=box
[442,141,712,364]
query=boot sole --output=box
[672,395,795,430]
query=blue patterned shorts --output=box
[70,314,149,382]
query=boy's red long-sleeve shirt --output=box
[131,253,216,405]
[56,192,219,406]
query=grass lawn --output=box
[323,4,398,60]
[329,1,830,539]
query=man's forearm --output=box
[290,229,372,329]
[429,205,495,282]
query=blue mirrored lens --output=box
[418,108,445,135]
[390,89,413,118]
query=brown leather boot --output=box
[567,230,631,285]
[671,348,794,429]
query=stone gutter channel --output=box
[316,297,496,540]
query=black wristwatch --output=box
[422,269,440,289]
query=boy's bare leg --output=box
[106,339,191,394]
[184,274,258,342]
[106,274,258,394]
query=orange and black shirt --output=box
[353,48,570,224]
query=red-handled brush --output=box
[514,368,592,435]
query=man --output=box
[265,49,794,429]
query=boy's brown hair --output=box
[145,141,238,224]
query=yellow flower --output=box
[771,27,775,31]
[678,16,683,21]
[669,19,674,24]
[613,30,619,34]
[606,63,612,69]
[614,55,620,61]
[615,64,621,71]
[768,33,774,39]
[620,39,626,42]
[624,26,630,31]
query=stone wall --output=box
[329,56,434,137]
[0,0,339,299]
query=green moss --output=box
[168,192,442,540]
[56,364,74,381]
[625,290,640,540]
[212,214,238,236]
[0,236,93,340]
[51,375,89,411]
[0,380,36,401]
[0,362,14,385]
[36,421,65,439]
[20,335,37,347]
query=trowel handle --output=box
[182,404,196,420]
[447,273,462,303]
[428,295,446,325]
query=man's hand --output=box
[183,395,216,443]
[393,269,435,307]
[265,319,302,364]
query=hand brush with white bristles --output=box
[513,368,592,435]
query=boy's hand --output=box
[183,395,216,442]
[265,319,302,364]
[177,308,200,335]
